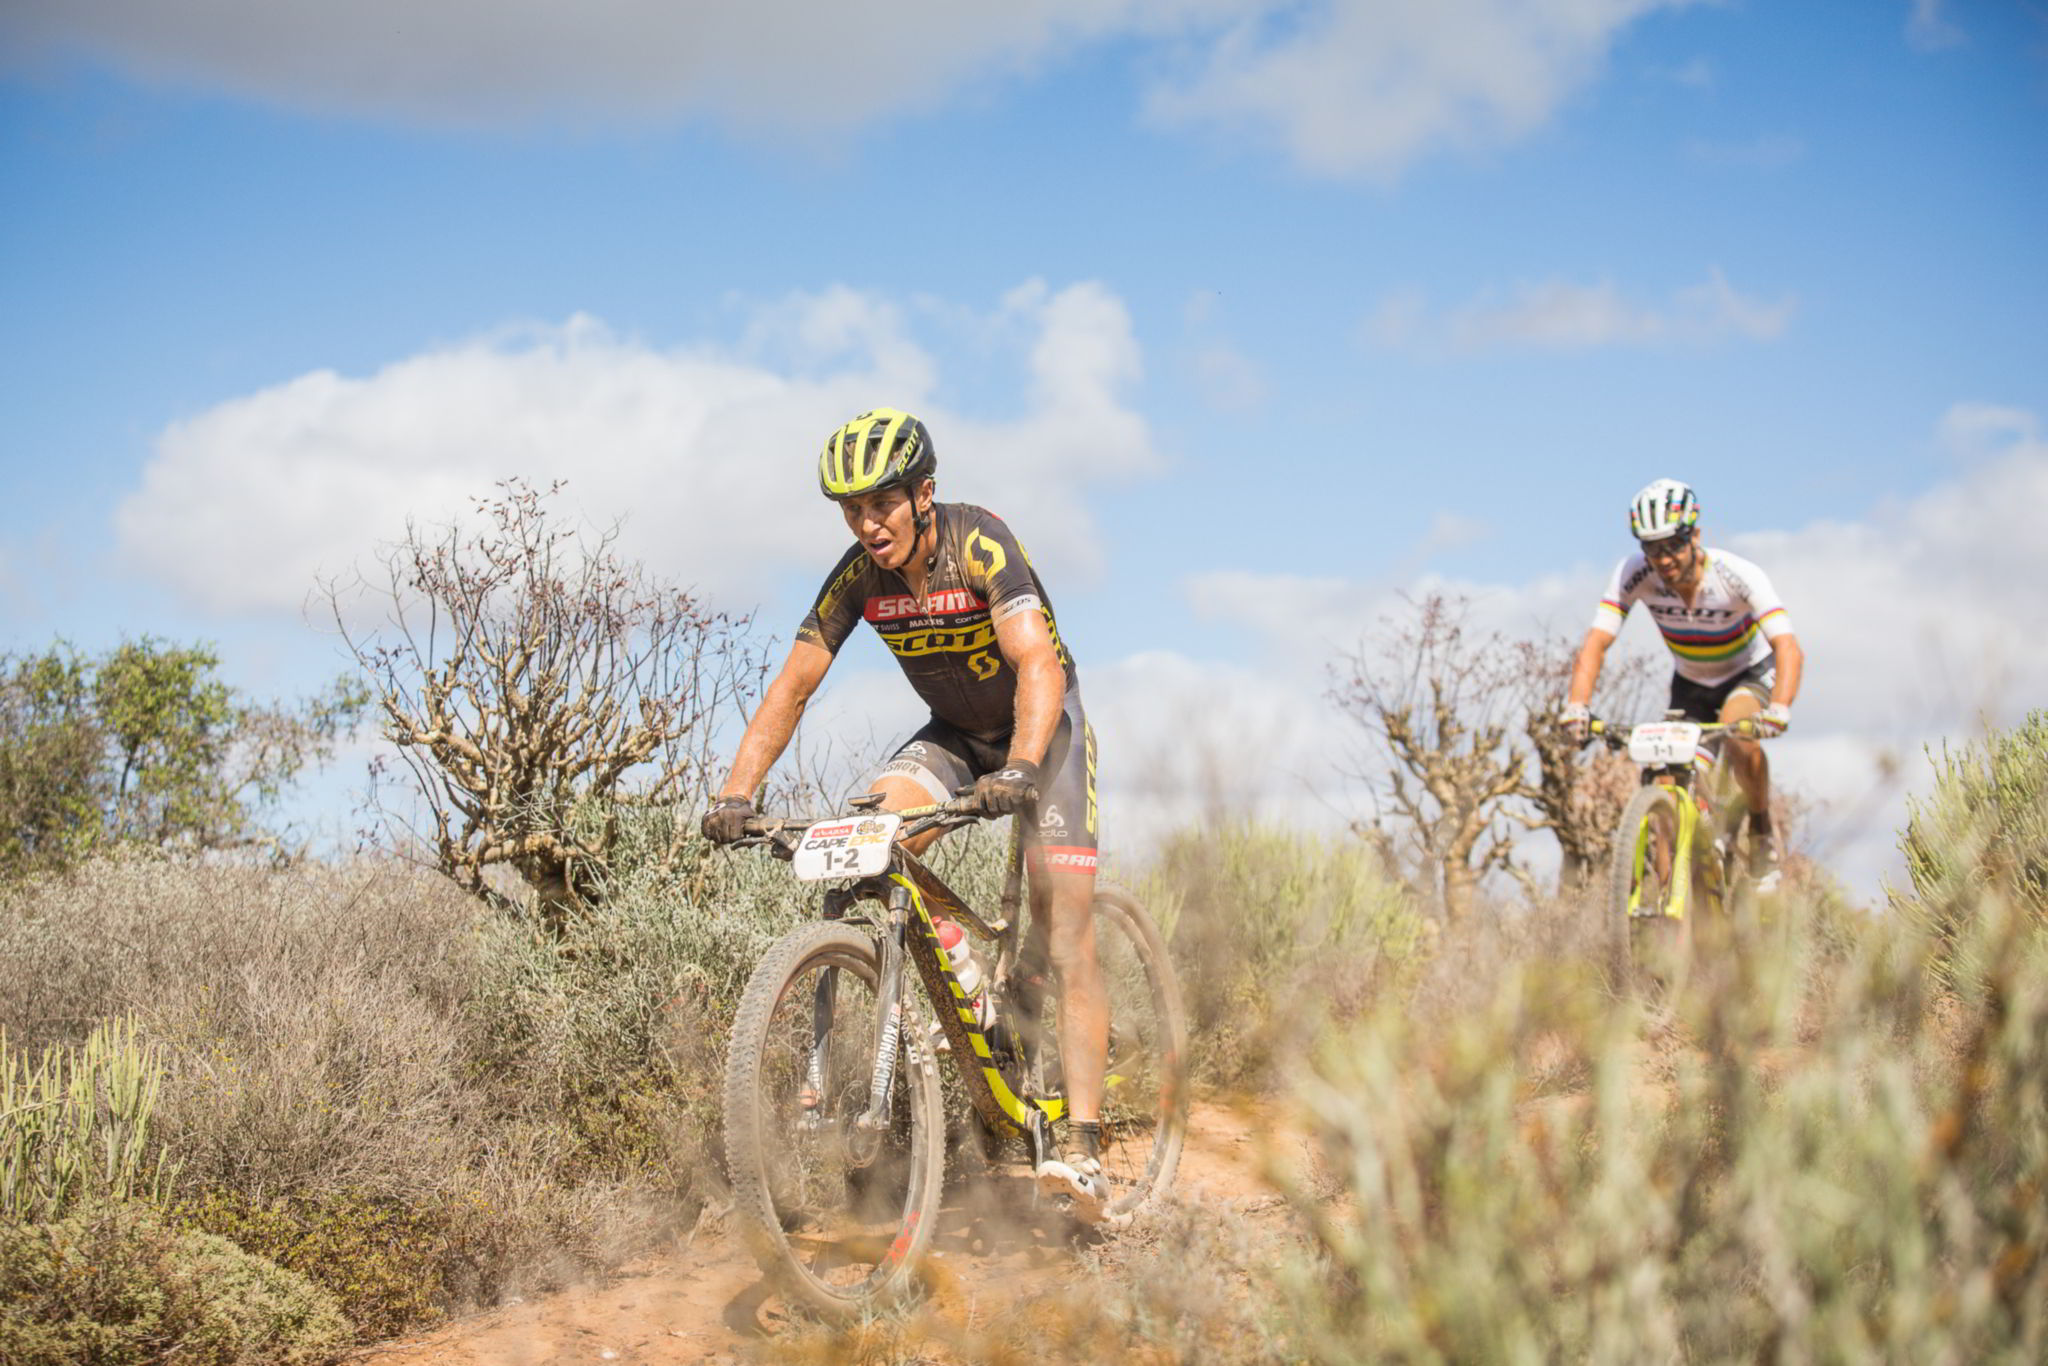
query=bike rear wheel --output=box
[1079,884,1189,1220]
[722,920,944,1319]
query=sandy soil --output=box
[350,1099,1287,1366]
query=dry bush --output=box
[1141,820,1427,1090]
[1259,882,2047,1362]
[0,844,798,1340]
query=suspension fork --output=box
[855,882,915,1133]
[802,886,858,1121]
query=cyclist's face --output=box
[1642,531,1699,584]
[840,484,927,569]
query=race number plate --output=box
[1629,721,1702,767]
[791,812,902,881]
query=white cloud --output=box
[1081,649,1361,857]
[1369,268,1795,354]
[0,0,1185,133]
[1143,0,1696,180]
[1175,405,2048,899]
[1189,345,1269,413]
[4,1,1694,178]
[1906,0,1965,51]
[113,282,1159,617]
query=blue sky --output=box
[4,0,2045,896]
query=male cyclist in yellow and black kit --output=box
[700,408,1114,1218]
[1562,478,1805,887]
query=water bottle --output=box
[934,918,994,1032]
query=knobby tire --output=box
[1082,884,1189,1220]
[722,920,944,1320]
[1607,784,1690,992]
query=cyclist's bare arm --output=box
[1768,634,1804,706]
[717,640,834,800]
[1566,626,1618,707]
[993,605,1065,768]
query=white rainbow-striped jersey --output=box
[1591,547,1795,686]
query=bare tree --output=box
[1513,636,1655,890]
[1335,595,1667,916]
[1334,595,1530,925]
[330,480,767,926]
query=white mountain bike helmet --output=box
[1629,478,1700,542]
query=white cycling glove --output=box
[1752,702,1791,738]
[1560,702,1592,745]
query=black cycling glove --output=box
[974,759,1041,816]
[701,795,756,845]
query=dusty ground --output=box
[351,1099,1288,1366]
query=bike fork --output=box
[799,969,834,1132]
[856,884,914,1134]
[799,887,860,1131]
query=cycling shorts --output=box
[1668,659,1775,725]
[871,688,1099,875]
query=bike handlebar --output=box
[1587,716,1766,746]
[731,792,992,852]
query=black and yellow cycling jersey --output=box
[796,503,1077,743]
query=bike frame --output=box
[748,798,1066,1166]
[1600,717,1747,922]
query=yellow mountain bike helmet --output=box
[818,408,937,501]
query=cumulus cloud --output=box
[1143,0,1696,180]
[1906,0,1965,51]
[1171,404,2048,897]
[0,0,1180,132]
[113,281,1159,617]
[1368,268,1795,354]
[5,1,1692,178]
[1081,648,1361,856]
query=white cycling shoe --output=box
[1749,834,1784,895]
[1035,1151,1124,1227]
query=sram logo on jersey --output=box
[865,589,989,622]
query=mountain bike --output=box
[1592,713,1768,988]
[718,791,1188,1320]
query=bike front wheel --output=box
[722,920,944,1319]
[1607,784,1692,990]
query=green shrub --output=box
[0,1200,348,1366]
[170,1188,457,1343]
[2,1016,175,1222]
[1263,885,2048,1362]
[1898,709,2048,983]
[1143,821,1426,1087]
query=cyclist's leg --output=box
[1025,700,1114,1214]
[1024,699,1104,1120]
[1714,663,1776,830]
[866,723,975,855]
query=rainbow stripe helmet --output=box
[1629,478,1700,542]
[818,408,936,501]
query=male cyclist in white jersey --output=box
[699,408,1116,1220]
[1561,479,1805,884]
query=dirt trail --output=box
[351,1099,1288,1366]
